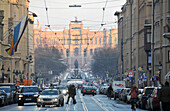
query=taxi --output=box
[37,89,64,107]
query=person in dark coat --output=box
[66,84,76,104]
[107,84,113,99]
[158,81,170,111]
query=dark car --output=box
[82,86,96,96]
[0,83,18,103]
[149,87,161,111]
[18,86,39,106]
[114,88,122,100]
[139,87,154,109]
[0,90,7,106]
[0,86,13,104]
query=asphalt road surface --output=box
[0,90,146,111]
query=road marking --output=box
[91,97,109,111]
[96,98,115,111]
[79,91,88,111]
[66,96,71,111]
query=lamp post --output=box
[1,65,4,83]
[158,62,162,85]
[7,68,10,83]
[13,70,15,83]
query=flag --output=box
[6,14,28,56]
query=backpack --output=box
[131,88,138,99]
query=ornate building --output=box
[34,19,118,69]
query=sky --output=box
[29,0,126,30]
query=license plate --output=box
[87,90,91,92]
[26,98,32,100]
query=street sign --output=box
[128,70,134,77]
[138,67,142,71]
[125,72,128,75]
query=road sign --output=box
[138,67,142,71]
[128,70,134,77]
[125,72,128,75]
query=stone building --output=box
[34,19,118,69]
[0,0,35,83]
[115,0,153,87]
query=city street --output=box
[0,90,145,111]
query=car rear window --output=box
[85,87,94,89]
[145,88,154,94]
[42,90,59,95]
[22,87,39,92]
[0,87,10,93]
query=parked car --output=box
[103,86,109,95]
[0,90,7,106]
[0,86,13,104]
[81,85,87,93]
[18,86,40,106]
[119,88,124,101]
[0,83,18,103]
[99,86,105,94]
[139,87,154,109]
[114,88,122,100]
[122,88,130,102]
[148,87,161,111]
[82,86,96,96]
[37,89,64,107]
[136,89,143,107]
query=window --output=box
[66,49,70,57]
[84,49,87,57]
[90,49,93,55]
[74,48,79,56]
[75,36,78,44]
[91,38,93,45]
[61,49,63,55]
[95,38,97,44]
[99,38,101,44]
[147,51,151,64]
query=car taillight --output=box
[92,90,94,92]
[83,90,86,92]
[144,94,148,97]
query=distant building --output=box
[34,19,118,69]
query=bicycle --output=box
[131,98,137,111]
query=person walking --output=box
[129,84,138,110]
[66,84,76,104]
[158,81,170,111]
[107,84,113,99]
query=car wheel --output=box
[42,105,45,107]
[83,94,85,96]
[37,105,40,107]
[18,102,23,106]
[114,96,116,100]
[93,94,95,96]
[56,104,60,107]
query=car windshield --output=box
[22,87,39,92]
[42,90,59,95]
[145,88,154,95]
[116,89,121,92]
[0,87,10,93]
[55,87,65,89]
[85,87,95,89]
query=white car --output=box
[37,89,64,107]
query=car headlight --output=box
[62,90,67,94]
[19,95,23,98]
[34,94,39,97]
[52,98,58,101]
[37,98,43,101]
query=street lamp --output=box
[7,68,10,83]
[1,65,4,83]
[13,70,15,83]
[158,62,162,84]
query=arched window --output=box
[74,48,79,56]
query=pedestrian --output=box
[129,84,138,110]
[66,84,76,104]
[107,84,113,99]
[158,81,170,111]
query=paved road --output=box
[0,90,146,111]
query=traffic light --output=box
[66,49,69,57]
[84,49,87,57]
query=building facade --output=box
[34,19,118,69]
[0,0,35,83]
[116,0,170,87]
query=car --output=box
[0,86,13,104]
[82,86,96,96]
[0,83,18,103]
[122,88,130,102]
[114,88,122,100]
[103,86,109,95]
[119,88,125,101]
[148,87,161,111]
[81,85,87,93]
[37,89,64,107]
[18,86,40,106]
[136,89,143,107]
[55,86,68,96]
[0,90,7,106]
[139,87,154,109]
